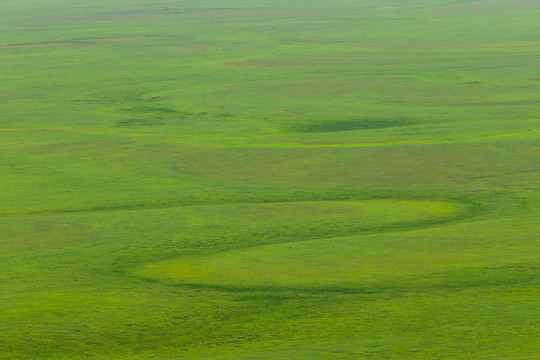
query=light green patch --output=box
[136,200,461,288]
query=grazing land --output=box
[1,0,539,358]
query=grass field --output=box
[1,0,539,358]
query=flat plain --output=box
[1,0,539,358]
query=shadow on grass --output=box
[286,118,419,133]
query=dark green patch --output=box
[116,118,165,127]
[286,118,418,133]
[121,106,183,115]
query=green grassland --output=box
[1,0,539,358]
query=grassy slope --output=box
[1,0,539,358]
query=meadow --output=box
[1,0,539,358]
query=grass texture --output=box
[1,0,539,358]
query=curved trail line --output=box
[135,199,468,292]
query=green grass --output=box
[1,0,539,358]
[137,216,540,291]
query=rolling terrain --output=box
[1,0,539,358]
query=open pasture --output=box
[1,0,539,358]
